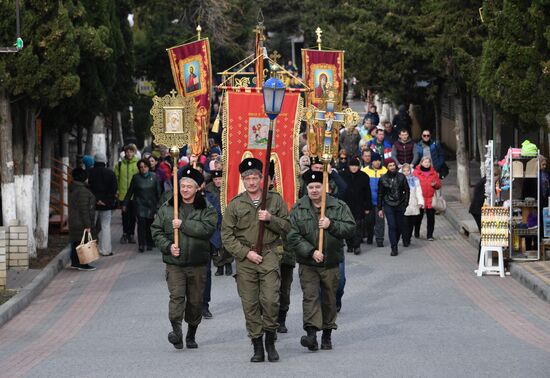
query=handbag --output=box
[76,230,100,265]
[432,189,447,213]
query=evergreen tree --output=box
[479,0,550,129]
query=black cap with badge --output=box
[210,170,223,178]
[239,158,263,174]
[180,167,204,186]
[302,169,324,185]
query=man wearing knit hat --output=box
[287,169,355,351]
[221,157,290,363]
[151,167,218,351]
[88,152,117,256]
[377,158,409,256]
[362,152,387,247]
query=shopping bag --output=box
[432,190,447,213]
[76,230,100,265]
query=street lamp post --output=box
[255,77,286,255]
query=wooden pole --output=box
[318,165,329,253]
[254,119,275,255]
[170,146,179,246]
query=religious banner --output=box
[167,39,212,154]
[221,91,302,211]
[302,49,344,108]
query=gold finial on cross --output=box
[169,89,178,98]
[315,27,323,50]
[269,50,281,63]
[196,25,202,40]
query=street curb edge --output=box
[509,263,550,303]
[0,244,71,329]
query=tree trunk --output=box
[90,115,106,157]
[477,97,487,176]
[455,93,471,204]
[109,111,124,168]
[77,125,83,157]
[493,108,502,159]
[409,104,422,140]
[84,123,94,155]
[36,128,53,249]
[61,132,69,220]
[433,97,441,142]
[14,105,37,257]
[0,89,16,226]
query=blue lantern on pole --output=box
[262,77,286,120]
[254,76,286,255]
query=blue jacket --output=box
[416,141,445,171]
[362,166,387,206]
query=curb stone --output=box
[509,263,550,302]
[0,244,71,328]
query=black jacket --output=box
[341,169,372,218]
[377,171,410,210]
[88,163,118,210]
[469,177,486,215]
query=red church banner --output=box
[221,91,302,211]
[167,39,212,153]
[302,49,344,108]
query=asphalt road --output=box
[0,213,549,377]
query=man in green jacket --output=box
[221,158,290,363]
[115,144,140,244]
[287,170,355,351]
[151,167,217,350]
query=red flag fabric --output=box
[168,39,212,153]
[302,49,344,108]
[222,91,302,211]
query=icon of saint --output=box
[186,65,200,92]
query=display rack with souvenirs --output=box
[500,141,541,261]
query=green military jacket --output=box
[287,195,356,268]
[221,190,290,261]
[151,195,217,267]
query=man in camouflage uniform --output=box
[221,158,290,363]
[287,170,355,351]
[151,168,217,350]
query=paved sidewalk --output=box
[441,160,550,302]
[0,213,548,377]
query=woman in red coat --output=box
[413,156,441,240]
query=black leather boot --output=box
[354,246,361,255]
[224,263,233,276]
[300,326,318,351]
[277,310,288,333]
[168,321,183,349]
[250,336,265,362]
[321,329,332,350]
[264,331,279,362]
[186,324,198,348]
[391,246,398,256]
[215,266,224,276]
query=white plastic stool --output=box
[476,246,505,278]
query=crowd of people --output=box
[66,103,449,362]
